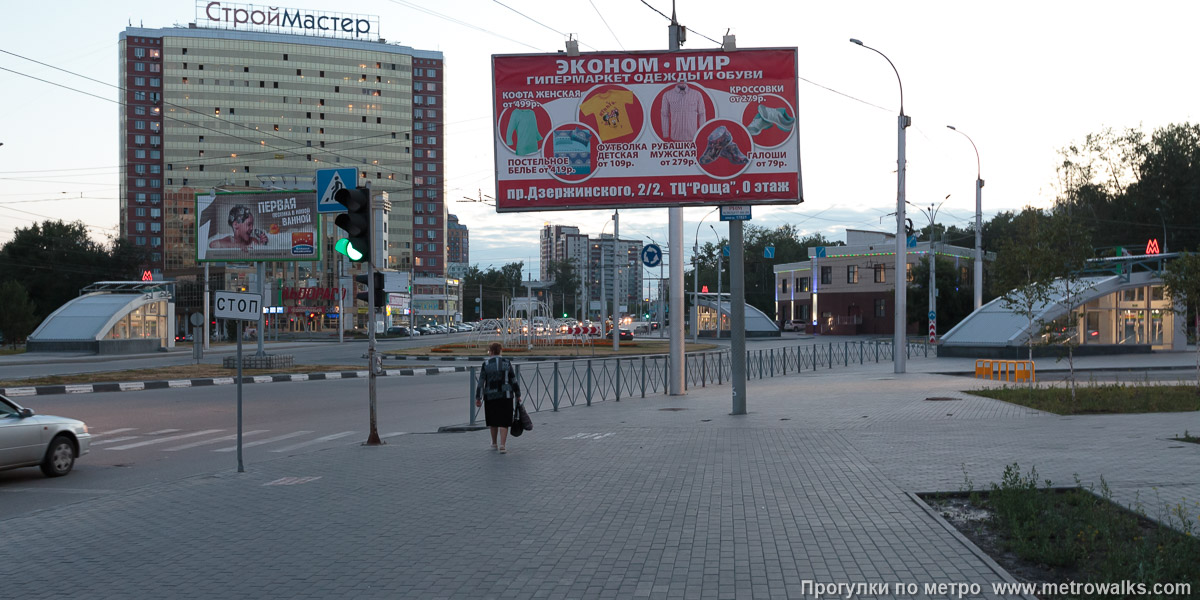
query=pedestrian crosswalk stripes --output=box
[105,429,225,451]
[214,431,313,452]
[165,430,270,451]
[87,428,370,454]
[270,431,357,453]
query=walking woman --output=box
[475,342,521,453]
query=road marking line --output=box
[2,387,36,396]
[290,374,309,381]
[107,429,225,450]
[92,436,140,446]
[164,430,269,451]
[167,380,193,388]
[92,428,137,437]
[214,431,312,452]
[263,476,322,486]
[146,429,182,435]
[119,382,144,391]
[381,432,408,438]
[322,372,343,379]
[211,377,235,385]
[271,431,358,452]
[252,376,273,383]
[65,384,94,394]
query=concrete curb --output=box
[437,423,488,432]
[0,366,468,397]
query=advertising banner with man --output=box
[492,48,801,212]
[196,190,320,262]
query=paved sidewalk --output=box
[1,354,1198,598]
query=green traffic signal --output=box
[333,187,371,262]
[334,238,364,261]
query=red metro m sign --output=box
[1146,239,1161,254]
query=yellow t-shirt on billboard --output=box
[580,90,635,141]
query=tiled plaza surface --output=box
[2,352,1197,599]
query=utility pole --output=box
[667,11,685,395]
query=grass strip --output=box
[971,384,1200,415]
[983,464,1200,589]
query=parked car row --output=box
[383,323,477,337]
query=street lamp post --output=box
[947,125,984,311]
[692,207,718,342]
[910,195,948,343]
[851,37,909,373]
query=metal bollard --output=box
[552,361,560,411]
[586,359,593,407]
[640,356,647,398]
[469,367,478,425]
[615,358,621,402]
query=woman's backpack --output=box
[481,357,512,401]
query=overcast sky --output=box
[2,1,1196,287]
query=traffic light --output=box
[355,272,386,309]
[334,186,371,262]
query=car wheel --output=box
[40,435,76,477]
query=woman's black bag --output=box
[510,401,532,437]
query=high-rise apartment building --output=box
[539,224,580,280]
[446,213,470,281]
[118,12,444,286]
[587,234,642,319]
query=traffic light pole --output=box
[365,231,383,446]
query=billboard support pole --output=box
[730,218,747,415]
[668,12,685,396]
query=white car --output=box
[0,395,92,477]
[782,320,807,332]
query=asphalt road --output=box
[0,369,473,520]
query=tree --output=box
[906,255,975,335]
[462,261,526,319]
[0,280,38,347]
[1161,253,1200,388]
[1055,123,1200,253]
[0,220,148,322]
[545,259,581,317]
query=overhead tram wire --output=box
[492,0,600,52]
[384,0,546,51]
[588,0,625,51]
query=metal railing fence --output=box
[467,340,932,424]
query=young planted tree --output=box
[1161,253,1200,388]
[992,208,1057,370]
[1041,208,1095,406]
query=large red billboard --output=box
[492,48,802,212]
